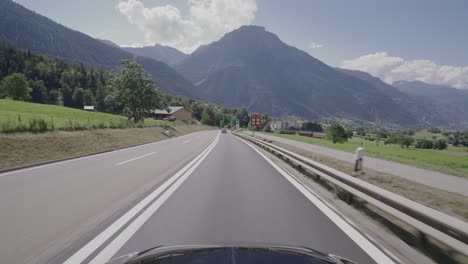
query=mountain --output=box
[0,0,196,97]
[394,81,468,128]
[336,69,447,126]
[175,25,417,126]
[98,39,120,48]
[123,44,188,66]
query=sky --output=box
[14,0,468,89]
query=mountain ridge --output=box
[123,44,188,66]
[175,25,418,126]
[0,0,197,98]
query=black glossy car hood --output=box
[107,244,357,264]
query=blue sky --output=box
[14,0,468,88]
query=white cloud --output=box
[117,0,257,53]
[308,42,323,49]
[342,52,468,89]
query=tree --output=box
[106,60,165,123]
[346,129,354,139]
[415,139,433,149]
[82,89,95,106]
[399,136,414,148]
[72,88,86,107]
[49,89,63,105]
[1,73,32,101]
[356,127,366,136]
[29,79,48,103]
[302,121,323,132]
[95,85,107,111]
[201,106,216,126]
[326,124,348,144]
[433,139,447,150]
[235,108,250,128]
[260,113,271,128]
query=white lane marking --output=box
[182,140,191,144]
[239,138,396,264]
[115,152,157,166]
[89,134,220,263]
[0,131,216,177]
[64,132,220,264]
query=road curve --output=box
[106,133,382,264]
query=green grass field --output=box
[0,99,178,132]
[261,132,468,178]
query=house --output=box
[270,117,299,131]
[150,106,193,121]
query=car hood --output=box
[106,244,357,264]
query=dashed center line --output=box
[115,152,157,166]
[182,140,192,144]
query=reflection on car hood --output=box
[107,244,357,264]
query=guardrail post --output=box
[353,147,365,177]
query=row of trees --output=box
[383,133,448,149]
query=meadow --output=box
[262,132,468,178]
[0,99,178,132]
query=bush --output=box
[264,126,272,133]
[433,139,447,150]
[28,118,48,133]
[415,139,434,149]
[326,124,348,144]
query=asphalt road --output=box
[98,133,389,264]
[253,132,468,196]
[0,130,218,264]
[0,130,395,264]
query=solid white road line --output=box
[64,132,220,264]
[239,138,396,264]
[115,152,157,166]
[89,134,220,263]
[182,140,191,144]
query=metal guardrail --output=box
[235,132,468,256]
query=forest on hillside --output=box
[0,42,255,128]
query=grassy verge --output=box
[0,99,178,132]
[260,132,468,178]
[269,141,468,222]
[0,125,214,170]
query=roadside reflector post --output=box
[354,147,365,177]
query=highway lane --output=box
[0,130,218,264]
[97,133,389,264]
[253,132,468,196]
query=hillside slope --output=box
[0,0,196,97]
[337,69,447,126]
[394,81,468,128]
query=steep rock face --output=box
[176,26,417,124]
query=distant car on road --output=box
[221,128,227,133]
[163,116,176,121]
